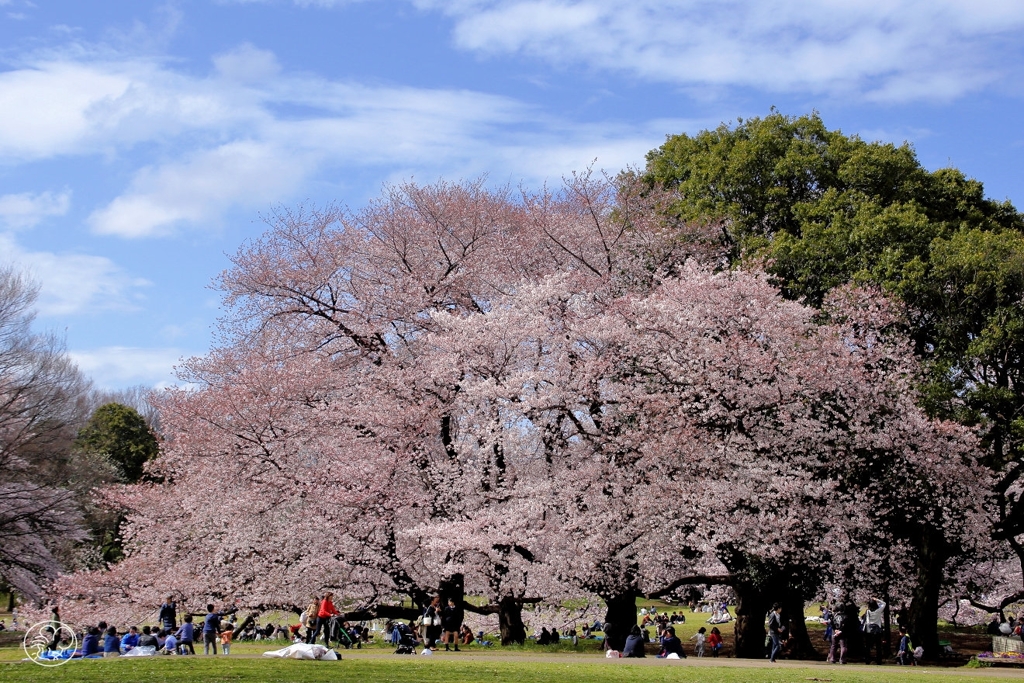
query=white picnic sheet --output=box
[261,643,339,660]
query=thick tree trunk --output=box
[733,582,771,659]
[498,597,527,645]
[908,530,946,661]
[438,573,465,629]
[782,591,820,660]
[601,592,637,652]
[6,590,13,612]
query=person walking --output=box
[767,603,786,663]
[862,597,886,665]
[310,592,341,649]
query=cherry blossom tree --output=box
[52,174,989,662]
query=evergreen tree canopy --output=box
[646,110,1024,579]
[75,403,158,483]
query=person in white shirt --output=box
[861,597,886,665]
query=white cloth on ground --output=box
[261,643,339,660]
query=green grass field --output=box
[0,598,1010,682]
[0,651,1019,683]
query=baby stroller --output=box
[393,623,417,655]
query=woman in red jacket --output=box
[310,591,341,648]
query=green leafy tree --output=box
[645,110,1024,658]
[75,402,159,484]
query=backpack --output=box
[832,612,845,632]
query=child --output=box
[175,614,196,655]
[707,627,723,657]
[220,624,233,655]
[690,626,706,657]
[896,626,914,665]
[163,630,178,655]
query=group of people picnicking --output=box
[38,599,239,658]
[21,590,955,664]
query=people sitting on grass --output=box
[81,627,101,657]
[103,626,120,658]
[623,625,646,658]
[657,626,686,658]
[138,625,158,649]
[460,624,474,645]
[163,630,178,655]
[537,626,552,645]
[120,625,140,653]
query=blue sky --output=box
[1,0,1022,389]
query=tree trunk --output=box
[6,590,13,612]
[438,573,465,629]
[231,613,257,639]
[908,530,946,661]
[498,597,527,645]
[601,592,637,652]
[733,581,770,659]
[782,591,819,660]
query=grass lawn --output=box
[1,652,1022,683]
[0,599,1006,682]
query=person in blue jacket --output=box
[103,626,120,658]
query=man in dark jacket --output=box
[159,596,177,632]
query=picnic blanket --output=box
[262,643,339,660]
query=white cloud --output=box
[1,42,713,239]
[89,140,312,237]
[68,346,186,390]
[0,190,70,229]
[213,43,281,82]
[416,0,1024,101]
[0,233,150,316]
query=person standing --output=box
[310,592,340,648]
[423,596,442,650]
[767,603,786,663]
[303,595,320,643]
[862,597,886,665]
[707,627,723,656]
[159,596,177,633]
[203,603,236,655]
[828,603,849,664]
[441,598,461,651]
[220,623,233,655]
[690,627,707,657]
